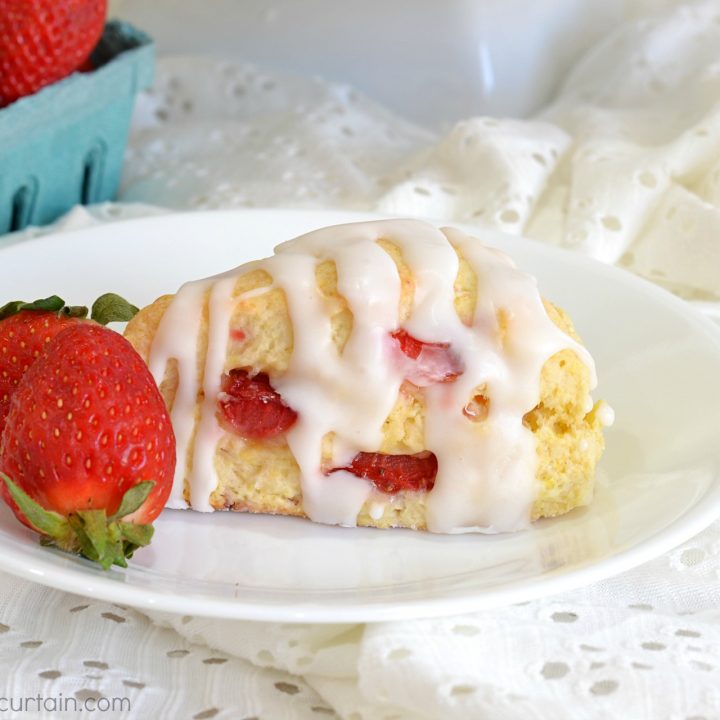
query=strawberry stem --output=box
[1,473,155,570]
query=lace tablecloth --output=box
[2,2,720,718]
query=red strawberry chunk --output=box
[390,329,426,360]
[332,450,438,494]
[390,329,463,386]
[218,369,298,440]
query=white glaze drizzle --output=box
[148,278,210,509]
[597,401,615,427]
[187,275,237,511]
[268,229,405,524]
[424,227,593,532]
[147,219,598,532]
[369,502,385,521]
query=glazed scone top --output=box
[147,219,597,533]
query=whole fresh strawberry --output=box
[0,294,138,436]
[0,322,174,569]
[0,0,107,106]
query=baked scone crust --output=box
[125,233,605,530]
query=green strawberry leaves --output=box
[109,481,154,520]
[0,293,139,326]
[90,293,140,326]
[2,473,70,539]
[1,474,156,570]
[66,510,155,570]
[0,296,82,321]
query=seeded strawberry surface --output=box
[219,369,298,440]
[0,0,107,106]
[0,324,174,525]
[0,311,81,433]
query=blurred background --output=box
[108,0,678,126]
[7,0,718,304]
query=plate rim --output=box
[1,207,720,623]
[5,206,720,347]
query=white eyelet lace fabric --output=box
[2,2,720,719]
[1,522,720,719]
[121,0,720,306]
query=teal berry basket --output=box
[0,20,154,235]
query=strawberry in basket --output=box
[0,0,107,106]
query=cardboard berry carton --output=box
[0,21,154,234]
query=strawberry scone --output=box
[124,219,610,533]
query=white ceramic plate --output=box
[1,209,720,623]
